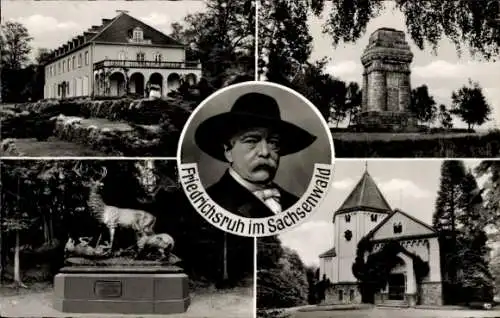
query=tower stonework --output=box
[358,28,417,131]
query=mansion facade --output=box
[319,169,443,307]
[44,10,202,100]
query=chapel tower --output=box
[331,166,392,284]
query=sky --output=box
[278,159,485,267]
[1,0,207,61]
[307,1,500,130]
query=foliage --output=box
[312,0,500,61]
[170,0,255,89]
[352,239,429,303]
[451,79,492,130]
[332,130,500,157]
[410,85,437,125]
[0,21,33,70]
[437,104,453,129]
[259,0,313,83]
[475,161,500,228]
[257,309,291,318]
[257,236,309,309]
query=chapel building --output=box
[43,10,202,99]
[319,168,443,306]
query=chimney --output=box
[116,10,129,15]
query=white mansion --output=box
[319,168,443,307]
[44,10,202,99]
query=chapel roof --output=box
[334,168,392,218]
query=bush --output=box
[333,131,500,157]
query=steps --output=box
[376,299,409,308]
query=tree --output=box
[433,160,467,298]
[0,21,33,70]
[36,48,51,66]
[311,0,500,61]
[259,0,313,83]
[437,104,453,129]
[410,85,437,125]
[475,161,500,229]
[345,81,362,127]
[451,79,492,130]
[169,0,255,89]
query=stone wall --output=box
[420,282,443,306]
[324,283,361,305]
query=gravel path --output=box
[0,285,253,318]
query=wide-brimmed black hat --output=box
[194,92,317,162]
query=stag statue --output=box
[74,163,157,252]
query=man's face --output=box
[224,127,281,184]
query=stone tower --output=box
[358,28,417,131]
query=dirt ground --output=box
[0,282,253,318]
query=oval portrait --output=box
[177,81,334,237]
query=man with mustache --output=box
[194,92,317,218]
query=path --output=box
[0,285,253,318]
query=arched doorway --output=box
[149,73,163,96]
[167,73,181,92]
[185,73,197,86]
[130,72,145,96]
[109,72,126,97]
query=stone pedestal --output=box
[53,264,190,314]
[420,281,443,306]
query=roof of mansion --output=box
[334,170,392,217]
[47,11,184,63]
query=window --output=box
[136,52,145,61]
[350,290,355,301]
[338,290,343,301]
[393,222,403,234]
[85,51,89,65]
[68,58,71,71]
[371,214,378,222]
[78,53,82,67]
[72,56,76,69]
[345,215,351,223]
[132,27,143,41]
[344,230,352,241]
[118,51,126,60]
[154,52,162,62]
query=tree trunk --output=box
[223,232,228,281]
[13,230,26,288]
[0,195,4,284]
[43,215,50,243]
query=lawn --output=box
[0,137,108,157]
[0,282,253,318]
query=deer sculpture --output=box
[74,163,157,252]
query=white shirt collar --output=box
[228,167,269,192]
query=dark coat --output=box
[206,170,299,218]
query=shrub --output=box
[333,131,500,157]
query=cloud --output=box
[412,60,492,79]
[332,178,355,190]
[279,220,332,267]
[139,13,170,27]
[325,60,362,81]
[11,15,79,33]
[375,178,432,199]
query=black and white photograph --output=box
[257,159,500,318]
[258,0,500,158]
[0,0,255,157]
[0,159,254,317]
[178,82,334,236]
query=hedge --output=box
[333,131,500,157]
[1,107,56,140]
[52,115,163,156]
